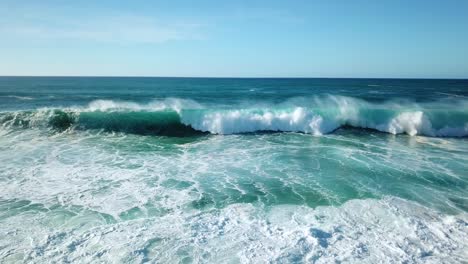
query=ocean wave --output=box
[1,96,467,137]
[0,95,35,100]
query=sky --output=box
[0,0,467,78]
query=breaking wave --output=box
[1,96,467,137]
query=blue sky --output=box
[1,0,467,78]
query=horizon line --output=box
[1,75,467,80]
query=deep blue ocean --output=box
[0,77,467,263]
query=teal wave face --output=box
[0,110,204,137]
[77,111,203,136]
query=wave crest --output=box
[181,108,337,135]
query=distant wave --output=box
[0,95,34,100]
[1,96,467,137]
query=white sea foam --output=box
[0,95,34,100]
[1,197,466,263]
[0,126,467,262]
[377,111,432,136]
[179,95,467,136]
[181,107,338,135]
[87,98,202,113]
[181,107,468,137]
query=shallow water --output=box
[0,77,467,263]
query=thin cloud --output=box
[1,13,204,44]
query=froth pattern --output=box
[1,198,467,263]
[181,96,468,136]
[1,122,467,262]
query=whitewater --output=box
[0,77,467,263]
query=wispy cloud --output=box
[1,10,203,44]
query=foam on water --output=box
[0,125,467,262]
[1,197,466,263]
[182,107,334,135]
[181,96,468,136]
[87,98,202,113]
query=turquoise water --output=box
[0,77,467,263]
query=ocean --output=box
[0,77,467,263]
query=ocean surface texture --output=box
[0,77,467,263]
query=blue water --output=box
[0,77,467,263]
